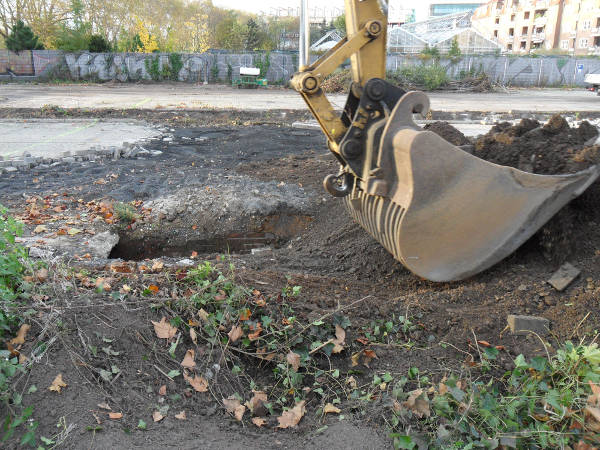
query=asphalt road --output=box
[0,83,598,113]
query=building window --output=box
[595,36,600,47]
[509,28,514,37]
[560,40,569,49]
[511,14,515,21]
[520,41,527,49]
[495,17,500,24]
[494,30,498,37]
[583,20,591,30]
[524,11,530,19]
[507,43,513,50]
[522,26,528,35]
[580,38,589,48]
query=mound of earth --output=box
[474,115,599,174]
[423,121,471,146]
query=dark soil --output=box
[473,115,600,174]
[423,121,471,146]
[3,113,600,449]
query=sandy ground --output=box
[1,83,598,112]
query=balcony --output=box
[591,27,600,36]
[531,33,545,43]
[534,16,547,26]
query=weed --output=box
[144,55,161,81]
[113,202,140,223]
[387,339,600,449]
[0,205,38,446]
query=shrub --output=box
[88,34,111,53]
[321,68,353,93]
[393,63,449,90]
[5,20,44,52]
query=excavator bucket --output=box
[343,91,600,281]
[291,0,599,281]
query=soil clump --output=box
[423,121,471,146]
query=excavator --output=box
[291,0,599,282]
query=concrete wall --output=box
[1,49,599,87]
[387,54,600,86]
[0,50,297,84]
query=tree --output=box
[244,18,260,50]
[134,18,158,53]
[88,34,110,52]
[333,15,345,35]
[5,20,44,52]
[448,37,461,58]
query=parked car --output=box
[584,74,600,95]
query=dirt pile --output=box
[423,121,471,146]
[473,115,600,174]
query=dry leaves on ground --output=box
[245,391,267,414]
[332,325,346,354]
[223,396,246,421]
[153,411,164,422]
[109,412,123,420]
[277,400,306,428]
[9,324,31,346]
[158,385,167,396]
[401,389,431,418]
[286,351,301,371]
[175,411,186,420]
[48,374,67,393]
[184,372,208,392]
[180,349,196,368]
[323,403,341,414]
[251,417,266,427]
[228,325,244,343]
[152,317,177,339]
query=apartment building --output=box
[414,1,486,22]
[472,0,600,54]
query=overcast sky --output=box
[213,0,345,15]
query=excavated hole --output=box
[109,214,312,261]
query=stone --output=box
[112,147,120,159]
[87,231,119,258]
[547,262,580,291]
[507,314,550,336]
[28,247,54,259]
[62,157,75,163]
[5,167,17,172]
[178,258,195,266]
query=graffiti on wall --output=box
[2,49,600,87]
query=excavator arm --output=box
[291,0,599,282]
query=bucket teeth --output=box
[344,190,406,265]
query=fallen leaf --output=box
[109,412,123,420]
[248,323,262,340]
[277,400,306,428]
[251,417,266,427]
[33,225,47,234]
[152,260,164,271]
[190,327,198,345]
[228,325,243,343]
[402,389,430,418]
[223,396,245,421]
[180,349,196,368]
[175,411,186,420]
[438,383,448,395]
[477,340,491,348]
[198,309,210,323]
[148,284,159,294]
[323,403,341,414]
[351,351,361,367]
[332,325,345,353]
[109,261,135,273]
[151,317,177,339]
[286,351,301,371]
[239,308,251,321]
[363,349,377,367]
[152,411,164,422]
[246,391,267,413]
[346,376,357,389]
[98,402,111,410]
[67,227,82,235]
[191,251,198,258]
[92,411,102,424]
[35,268,48,282]
[48,374,67,393]
[158,385,167,396]
[9,324,31,346]
[184,372,208,392]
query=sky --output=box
[212,0,345,15]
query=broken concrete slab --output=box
[548,262,581,291]
[507,314,550,336]
[19,230,119,260]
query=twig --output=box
[570,311,591,339]
[309,338,334,355]
[153,364,174,381]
